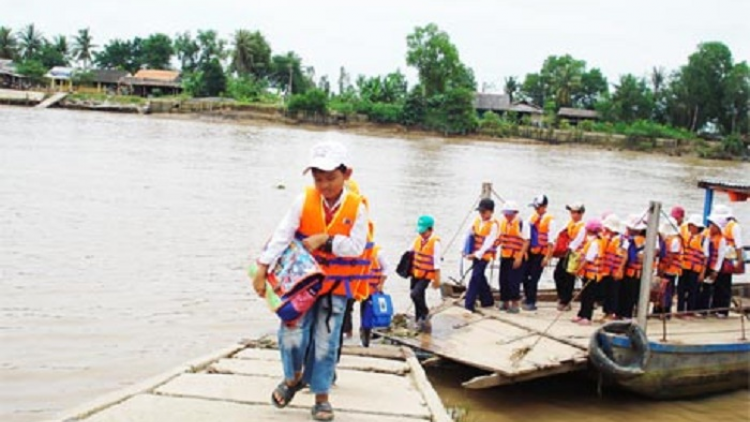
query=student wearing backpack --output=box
[251,141,370,422]
[410,215,441,333]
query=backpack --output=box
[396,250,414,278]
[265,239,325,325]
[361,292,394,329]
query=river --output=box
[1,106,748,421]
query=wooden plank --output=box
[402,348,453,422]
[154,371,431,419]
[83,394,427,422]
[385,306,587,376]
[461,360,587,389]
[211,355,410,377]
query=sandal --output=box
[271,380,303,408]
[311,401,334,421]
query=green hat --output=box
[416,215,434,234]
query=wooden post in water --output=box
[637,201,661,331]
[481,182,492,200]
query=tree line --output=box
[1,22,747,143]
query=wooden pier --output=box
[43,341,451,422]
[383,299,749,389]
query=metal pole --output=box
[702,188,714,226]
[637,201,661,331]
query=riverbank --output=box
[0,88,745,160]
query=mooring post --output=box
[637,201,661,332]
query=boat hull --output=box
[598,333,750,399]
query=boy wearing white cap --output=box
[252,141,370,420]
[522,194,555,311]
[714,205,744,318]
[496,200,530,313]
[696,215,727,317]
[553,202,586,311]
[677,214,709,317]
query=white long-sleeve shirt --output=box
[467,218,499,260]
[258,188,369,266]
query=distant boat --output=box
[589,180,750,398]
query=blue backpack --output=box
[361,292,394,329]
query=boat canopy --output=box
[698,178,749,220]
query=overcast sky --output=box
[7,0,750,90]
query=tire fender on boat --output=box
[589,321,650,379]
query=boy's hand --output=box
[513,255,523,269]
[302,234,329,251]
[252,263,269,297]
[431,275,441,289]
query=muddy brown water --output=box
[1,106,748,421]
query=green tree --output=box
[37,39,68,68]
[141,33,173,69]
[610,74,654,123]
[504,76,519,103]
[521,72,546,107]
[72,28,96,68]
[196,29,226,66]
[0,26,18,59]
[721,61,750,134]
[17,24,44,60]
[540,54,585,108]
[94,38,141,72]
[188,58,226,97]
[337,66,352,96]
[230,29,271,78]
[406,23,470,96]
[678,41,734,131]
[15,59,47,84]
[174,31,199,72]
[576,68,608,109]
[269,51,311,94]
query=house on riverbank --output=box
[45,66,76,91]
[119,69,182,97]
[0,60,29,89]
[474,93,543,124]
[558,107,599,125]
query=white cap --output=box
[686,214,705,228]
[713,204,733,219]
[625,214,647,231]
[303,141,349,174]
[501,200,520,213]
[603,214,623,233]
[707,214,726,228]
[659,218,679,237]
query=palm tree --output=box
[0,26,18,59]
[504,76,519,103]
[72,28,96,68]
[231,29,254,76]
[52,35,69,60]
[17,24,44,60]
[650,66,665,97]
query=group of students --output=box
[249,139,744,421]
[459,194,745,326]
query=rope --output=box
[490,187,506,204]
[440,194,482,259]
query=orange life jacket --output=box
[529,212,553,254]
[499,217,525,259]
[412,234,440,280]
[624,234,646,278]
[579,235,604,281]
[296,187,371,300]
[681,231,706,273]
[707,231,724,272]
[659,235,683,276]
[471,217,498,261]
[360,245,384,298]
[601,233,627,278]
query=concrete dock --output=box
[43,340,451,422]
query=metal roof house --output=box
[474,93,543,123]
[119,70,182,97]
[557,107,599,124]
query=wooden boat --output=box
[589,180,750,398]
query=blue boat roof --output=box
[698,179,750,195]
